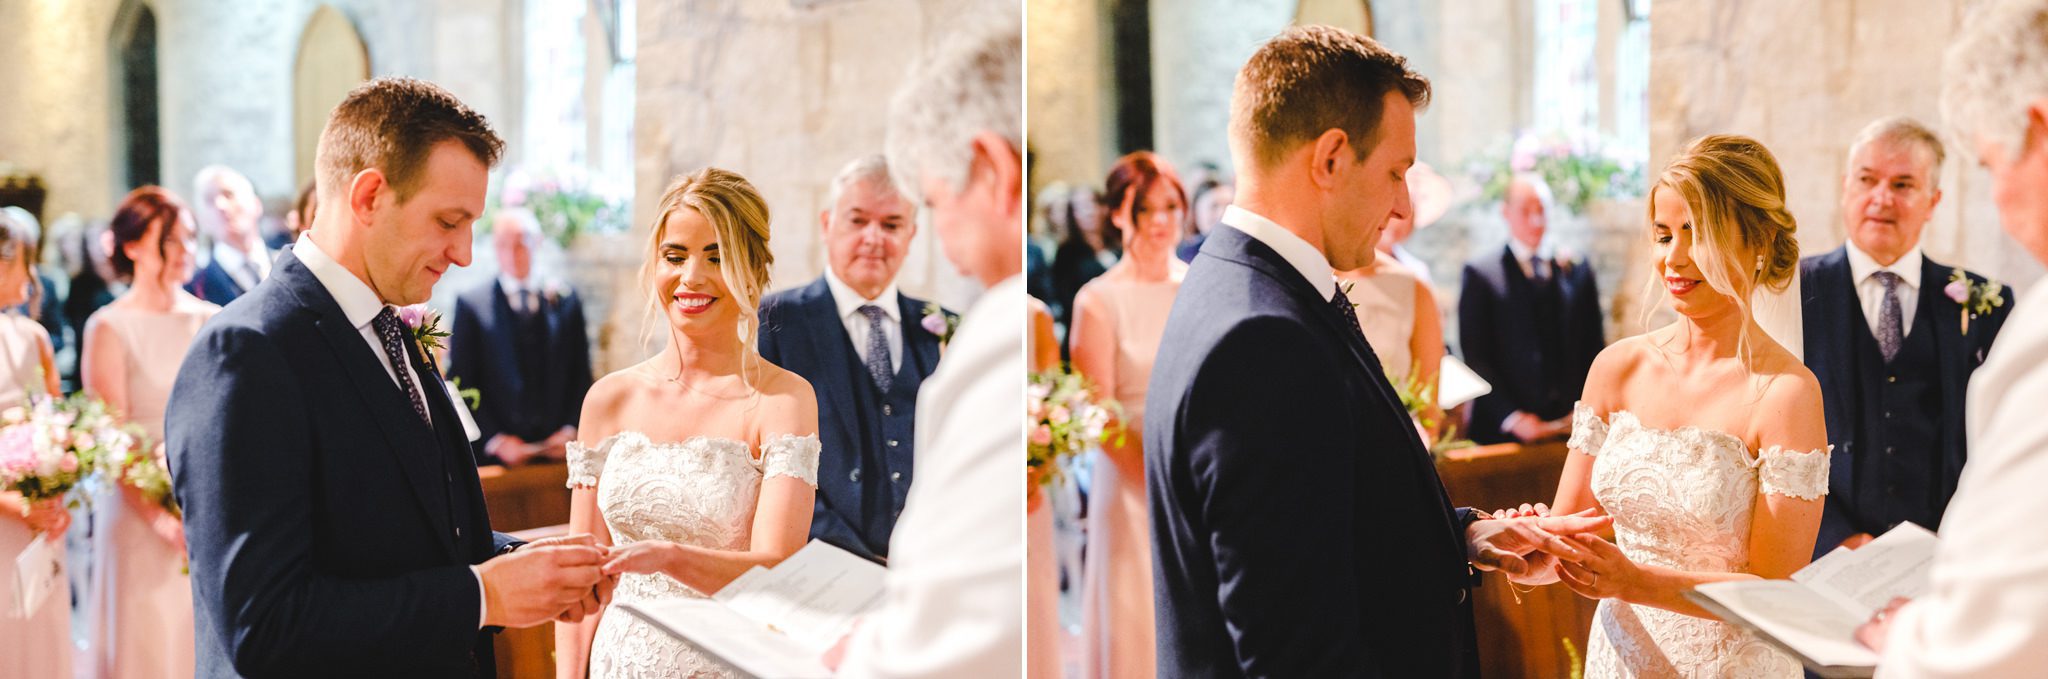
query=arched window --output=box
[110,0,160,192]
[293,5,371,189]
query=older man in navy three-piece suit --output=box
[1803,117,2013,559]
[759,156,952,563]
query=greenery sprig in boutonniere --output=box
[397,304,450,370]
[921,301,959,348]
[1944,268,2005,335]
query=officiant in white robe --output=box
[1865,1,2048,675]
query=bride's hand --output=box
[601,541,682,579]
[1491,503,1550,520]
[1554,533,1640,601]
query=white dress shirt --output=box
[213,240,271,292]
[1879,279,2048,677]
[498,273,536,314]
[1846,241,1924,339]
[824,268,904,371]
[837,275,1025,677]
[1221,205,1336,300]
[1505,237,1552,281]
[293,236,488,628]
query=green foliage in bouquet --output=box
[1028,368,1123,487]
[0,393,143,507]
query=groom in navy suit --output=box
[759,155,951,562]
[167,78,606,678]
[1146,27,1608,678]
[1803,117,2014,558]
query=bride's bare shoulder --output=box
[751,359,820,436]
[1582,333,1657,408]
[579,363,662,438]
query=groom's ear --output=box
[1308,129,1351,191]
[348,168,389,229]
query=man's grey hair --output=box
[493,206,543,247]
[827,154,900,207]
[1846,116,1947,187]
[1942,0,2048,162]
[884,21,1022,202]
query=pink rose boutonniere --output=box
[1945,268,2005,335]
[921,301,958,349]
[398,304,450,371]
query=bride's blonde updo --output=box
[1650,134,1801,300]
[642,167,776,359]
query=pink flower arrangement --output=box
[1027,369,1122,488]
[0,394,137,506]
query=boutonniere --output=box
[397,304,450,371]
[1944,268,2006,335]
[1339,279,1361,309]
[921,301,959,348]
[542,280,567,307]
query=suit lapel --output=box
[898,295,943,378]
[1812,251,1858,434]
[799,279,864,447]
[281,258,458,560]
[1921,256,1972,491]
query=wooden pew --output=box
[1437,441,1599,679]
[477,462,572,678]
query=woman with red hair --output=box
[1069,151,1189,678]
[84,186,221,679]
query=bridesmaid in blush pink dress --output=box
[0,206,72,679]
[1068,152,1187,679]
[83,187,220,679]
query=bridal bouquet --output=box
[108,440,176,518]
[0,394,134,507]
[1027,368,1121,488]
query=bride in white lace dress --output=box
[1507,136,1832,678]
[555,168,821,679]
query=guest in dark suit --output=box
[445,208,592,467]
[1147,27,1604,678]
[166,77,604,679]
[1050,184,1116,334]
[1458,175,1606,445]
[1803,117,2013,558]
[185,165,272,306]
[758,155,948,563]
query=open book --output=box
[1685,522,1939,678]
[620,539,888,678]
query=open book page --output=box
[10,533,57,619]
[1792,522,1938,612]
[713,540,889,652]
[1693,580,1879,668]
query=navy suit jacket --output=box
[757,276,948,561]
[445,278,594,464]
[187,258,251,307]
[1146,227,1479,678]
[1457,244,1604,444]
[1800,247,2012,556]
[167,249,520,678]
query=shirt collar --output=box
[1221,205,1336,300]
[498,273,529,298]
[293,234,388,330]
[824,267,901,322]
[1505,237,1545,266]
[213,241,250,272]
[1845,240,1923,290]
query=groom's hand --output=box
[1466,509,1613,578]
[478,539,607,628]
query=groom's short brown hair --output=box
[1230,25,1431,170]
[315,77,503,204]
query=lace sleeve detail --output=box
[760,433,821,488]
[1755,445,1832,500]
[1567,401,1610,457]
[565,436,618,489]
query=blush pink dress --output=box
[0,313,72,679]
[84,296,218,679]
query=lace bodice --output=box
[566,431,820,679]
[1569,403,1828,678]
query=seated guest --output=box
[758,155,951,562]
[445,208,592,466]
[1458,174,1605,444]
[184,165,271,305]
[1803,116,2014,557]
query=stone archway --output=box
[1294,0,1373,36]
[109,0,160,193]
[293,5,370,189]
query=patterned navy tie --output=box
[1875,271,1904,363]
[372,306,431,426]
[1330,287,1365,340]
[858,305,894,393]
